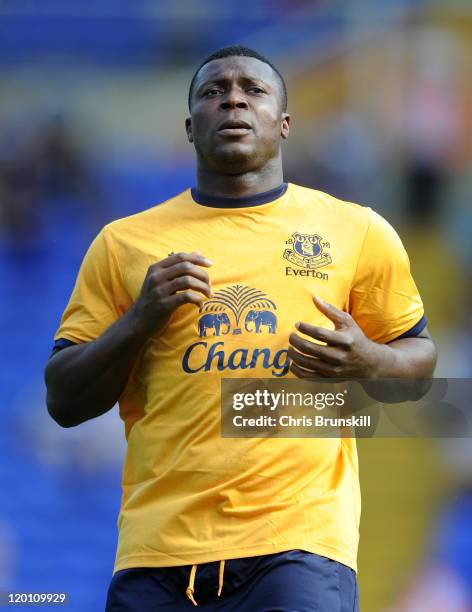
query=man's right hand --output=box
[45,251,213,427]
[129,251,213,338]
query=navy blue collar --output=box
[191,182,288,208]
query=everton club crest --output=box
[283,232,332,270]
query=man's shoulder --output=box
[292,184,406,252]
[104,188,192,237]
[289,182,371,220]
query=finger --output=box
[291,325,352,350]
[165,275,212,299]
[288,347,341,376]
[312,295,348,329]
[160,261,212,286]
[157,251,213,269]
[290,362,312,378]
[288,342,342,368]
[290,362,332,379]
[167,290,206,309]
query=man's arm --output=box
[375,326,436,378]
[288,296,437,380]
[45,252,213,428]
[46,310,149,428]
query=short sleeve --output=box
[54,226,132,344]
[349,209,426,344]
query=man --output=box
[45,46,437,611]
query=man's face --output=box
[186,56,290,174]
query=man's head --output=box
[185,46,290,176]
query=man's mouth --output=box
[217,120,252,137]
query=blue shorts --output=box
[105,549,359,611]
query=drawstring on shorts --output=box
[217,560,225,596]
[185,564,198,606]
[185,560,226,606]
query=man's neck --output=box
[196,158,284,199]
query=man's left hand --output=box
[288,295,382,379]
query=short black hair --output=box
[188,45,287,112]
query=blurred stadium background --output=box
[1,1,471,610]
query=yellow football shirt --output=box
[54,182,425,573]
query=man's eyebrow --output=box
[195,77,227,91]
[195,75,271,93]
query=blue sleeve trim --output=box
[50,338,77,357]
[390,314,428,342]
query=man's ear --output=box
[185,117,193,143]
[281,113,290,140]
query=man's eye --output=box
[205,89,222,96]
[248,87,264,94]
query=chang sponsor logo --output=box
[181,284,289,377]
[182,341,289,377]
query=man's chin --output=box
[210,144,258,173]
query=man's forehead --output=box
[195,56,276,86]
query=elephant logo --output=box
[244,309,277,334]
[196,285,277,336]
[198,313,231,337]
[284,232,331,270]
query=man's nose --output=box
[219,89,248,110]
